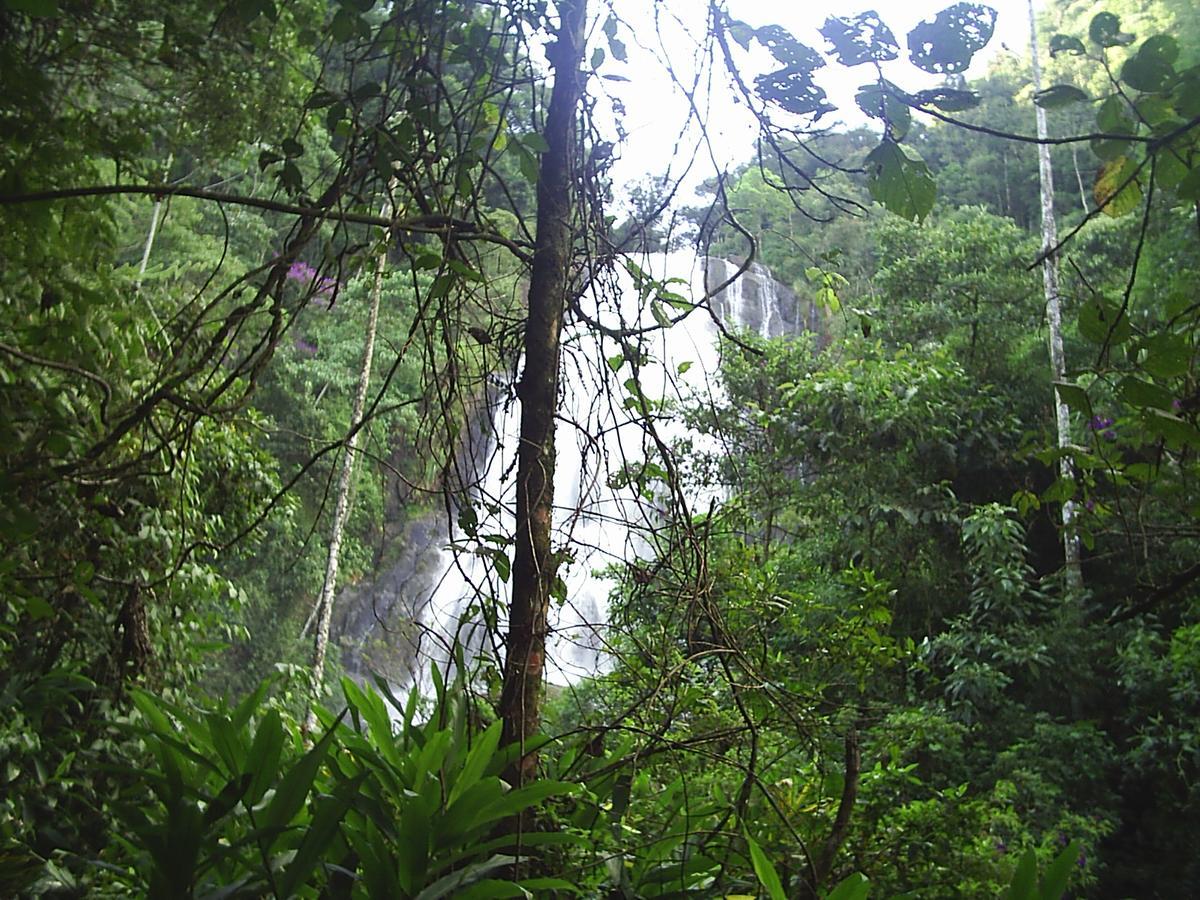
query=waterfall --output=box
[334,253,812,693]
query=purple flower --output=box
[286,261,338,299]
[293,337,318,357]
[286,261,317,282]
[1088,415,1117,441]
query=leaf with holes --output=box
[820,12,899,66]
[1090,12,1134,48]
[907,3,997,75]
[912,87,981,111]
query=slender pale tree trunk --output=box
[1028,0,1083,589]
[499,0,587,786]
[134,154,172,330]
[303,196,391,735]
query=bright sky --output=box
[601,0,1035,190]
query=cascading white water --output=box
[348,252,810,695]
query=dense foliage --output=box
[1,0,1199,897]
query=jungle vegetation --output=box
[1,0,1199,896]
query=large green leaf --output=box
[1039,840,1081,899]
[744,831,787,900]
[1006,848,1037,900]
[826,872,870,900]
[865,139,936,222]
[260,716,340,831]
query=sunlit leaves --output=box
[907,3,997,75]
[1089,12,1135,49]
[820,11,899,67]
[1093,155,1143,217]
[865,139,936,222]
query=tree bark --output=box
[499,0,587,786]
[1028,0,1083,590]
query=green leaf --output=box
[2,0,59,14]
[449,721,502,806]
[1141,334,1191,379]
[865,139,936,222]
[1049,34,1086,57]
[826,872,870,900]
[244,709,284,805]
[1177,164,1200,202]
[521,133,550,153]
[473,780,578,826]
[1007,848,1037,900]
[1053,381,1090,412]
[261,715,340,831]
[414,855,516,900]
[1078,297,1132,345]
[1094,155,1142,217]
[1089,12,1134,48]
[23,595,54,620]
[744,831,787,900]
[1142,409,1200,447]
[1039,839,1081,900]
[492,550,510,583]
[1033,85,1088,109]
[1122,52,1174,93]
[1096,95,1137,135]
[855,82,911,140]
[277,774,365,898]
[1117,376,1174,410]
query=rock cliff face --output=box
[705,257,821,339]
[331,255,815,690]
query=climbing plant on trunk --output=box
[499,0,588,788]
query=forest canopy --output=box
[1,0,1199,897]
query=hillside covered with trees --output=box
[1,0,1199,896]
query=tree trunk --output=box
[1028,0,1082,590]
[499,0,587,786]
[303,204,389,735]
